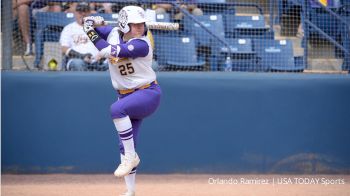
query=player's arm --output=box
[83,17,149,58]
[95,25,113,40]
[108,39,149,58]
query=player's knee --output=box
[110,103,127,119]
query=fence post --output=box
[301,0,309,70]
[269,0,275,32]
[1,0,13,70]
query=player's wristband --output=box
[86,29,102,45]
[86,29,110,51]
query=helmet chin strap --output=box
[143,23,148,36]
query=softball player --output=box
[83,6,161,196]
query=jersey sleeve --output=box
[95,25,113,40]
[117,39,149,58]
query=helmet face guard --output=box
[118,6,148,34]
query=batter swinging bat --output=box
[103,21,180,31]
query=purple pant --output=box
[110,83,161,154]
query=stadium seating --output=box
[155,13,171,23]
[224,15,274,39]
[184,14,225,47]
[98,13,119,21]
[154,36,206,70]
[342,0,350,5]
[183,14,225,70]
[149,13,172,36]
[29,2,312,72]
[196,0,226,2]
[34,12,75,67]
[253,39,304,71]
[216,38,256,71]
[196,0,235,16]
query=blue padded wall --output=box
[2,72,350,173]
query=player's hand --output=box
[83,16,104,32]
[95,52,102,61]
[83,16,105,26]
[83,18,94,33]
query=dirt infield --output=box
[2,174,350,196]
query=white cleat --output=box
[114,153,140,177]
[119,191,135,196]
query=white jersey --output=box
[60,22,100,57]
[106,28,156,90]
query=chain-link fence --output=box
[2,0,349,72]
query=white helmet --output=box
[118,6,147,33]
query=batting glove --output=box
[83,16,105,26]
[83,18,94,33]
[93,16,105,26]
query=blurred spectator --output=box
[310,0,341,7]
[153,0,203,20]
[65,2,113,13]
[92,3,113,13]
[12,0,61,56]
[32,0,61,15]
[12,0,32,55]
[59,2,108,71]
